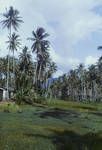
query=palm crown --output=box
[7,32,21,52]
[28,27,49,55]
[1,6,23,31]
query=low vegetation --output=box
[0,100,101,150]
[0,102,21,113]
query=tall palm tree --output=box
[7,33,21,80]
[28,27,49,85]
[1,6,23,99]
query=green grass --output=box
[0,102,21,113]
[0,100,102,150]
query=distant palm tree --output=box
[16,46,33,91]
[7,32,21,87]
[1,6,23,99]
[46,62,57,98]
[19,46,32,72]
[28,27,49,85]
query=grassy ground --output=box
[0,100,102,150]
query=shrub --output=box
[14,88,46,105]
[1,102,21,113]
[14,89,25,105]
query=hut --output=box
[0,87,14,101]
[0,88,7,101]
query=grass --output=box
[0,100,102,150]
[0,102,21,113]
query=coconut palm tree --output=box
[15,46,33,91]
[77,64,85,100]
[7,33,21,82]
[19,46,32,72]
[28,27,49,85]
[46,62,57,98]
[1,6,23,99]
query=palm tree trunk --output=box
[34,57,38,86]
[13,50,15,89]
[6,51,10,99]
[13,51,14,76]
[45,71,48,97]
[38,62,42,81]
[47,78,50,97]
[33,65,36,84]
[6,26,11,100]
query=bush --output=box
[14,89,25,105]
[0,102,21,113]
[14,89,46,105]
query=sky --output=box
[0,0,102,77]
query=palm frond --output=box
[98,46,102,50]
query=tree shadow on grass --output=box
[37,108,79,120]
[52,130,102,150]
[24,130,102,150]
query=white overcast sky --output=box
[0,0,102,77]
